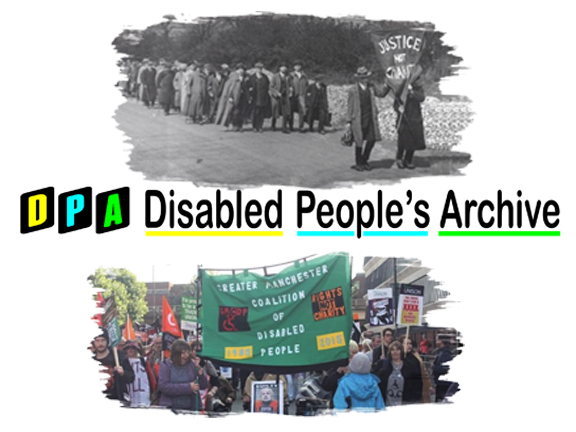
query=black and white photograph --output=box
[113,13,472,187]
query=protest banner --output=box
[396,284,425,326]
[366,287,394,326]
[251,380,284,414]
[162,296,183,351]
[181,296,198,331]
[371,28,426,126]
[200,253,351,371]
[101,295,121,366]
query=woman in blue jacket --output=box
[333,352,385,412]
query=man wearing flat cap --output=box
[249,62,270,132]
[346,66,389,171]
[305,75,329,134]
[290,60,308,132]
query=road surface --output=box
[115,99,471,188]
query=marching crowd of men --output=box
[91,326,456,414]
[121,58,330,134]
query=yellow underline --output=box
[145,231,283,237]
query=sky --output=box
[103,254,367,284]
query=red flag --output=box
[93,291,104,327]
[162,296,182,351]
[123,313,136,341]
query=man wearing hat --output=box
[186,61,208,124]
[181,63,196,116]
[269,63,293,133]
[228,63,250,131]
[206,64,226,123]
[172,62,185,113]
[157,61,175,115]
[346,66,390,171]
[305,75,329,134]
[140,60,158,108]
[249,62,270,132]
[290,60,308,132]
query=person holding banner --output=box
[394,77,426,169]
[346,66,390,171]
[92,330,135,402]
[158,339,209,411]
[371,328,395,369]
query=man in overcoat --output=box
[269,63,292,133]
[394,78,426,169]
[187,62,208,124]
[157,62,175,115]
[140,60,157,108]
[226,63,250,132]
[346,66,389,171]
[305,76,329,134]
[290,60,308,132]
[249,62,270,132]
[180,63,195,116]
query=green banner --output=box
[107,316,121,347]
[181,296,198,331]
[200,253,351,370]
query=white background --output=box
[1,0,574,429]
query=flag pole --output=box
[196,265,202,349]
[113,346,120,368]
[404,325,411,355]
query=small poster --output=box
[181,296,198,331]
[367,287,394,326]
[396,284,425,326]
[251,380,284,414]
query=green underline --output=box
[439,231,560,237]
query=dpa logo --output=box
[20,186,130,234]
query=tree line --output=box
[113,14,463,93]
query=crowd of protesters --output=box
[120,58,330,135]
[91,326,456,414]
[118,57,427,171]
